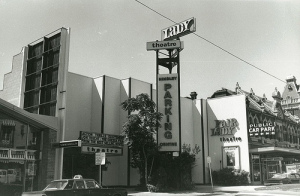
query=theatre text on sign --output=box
[81,146,123,155]
[146,40,183,51]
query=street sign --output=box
[56,140,82,148]
[95,152,105,165]
[146,40,183,51]
[207,156,211,164]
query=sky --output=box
[0,0,299,100]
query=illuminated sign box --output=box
[248,122,275,136]
[79,131,124,147]
[146,40,184,51]
[161,17,196,41]
[59,140,82,148]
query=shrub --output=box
[148,152,196,191]
[212,168,250,186]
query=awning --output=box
[250,147,300,155]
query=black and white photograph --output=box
[0,1,300,195]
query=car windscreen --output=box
[7,170,15,174]
[44,180,69,190]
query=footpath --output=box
[127,185,263,196]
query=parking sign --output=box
[95,152,105,165]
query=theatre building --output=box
[0,27,204,189]
[1,27,300,191]
[206,82,300,185]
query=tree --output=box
[121,93,163,187]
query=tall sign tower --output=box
[147,18,196,154]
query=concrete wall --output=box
[101,76,125,186]
[206,95,250,174]
[181,98,195,149]
[91,76,104,133]
[0,48,27,107]
[191,99,205,184]
[64,73,92,140]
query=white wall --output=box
[206,95,250,175]
[101,76,126,186]
[91,77,103,133]
[191,99,205,184]
[180,98,195,150]
[64,73,92,140]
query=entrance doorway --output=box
[250,155,283,185]
[250,154,261,184]
[261,157,282,183]
[63,148,99,181]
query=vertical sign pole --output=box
[177,48,181,154]
[209,162,213,193]
[156,49,159,143]
[99,164,102,186]
[96,152,105,186]
[207,156,213,193]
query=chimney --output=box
[190,91,198,100]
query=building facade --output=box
[1,28,300,191]
[0,98,59,194]
[207,83,300,184]
[281,76,300,119]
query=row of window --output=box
[25,68,58,91]
[28,34,61,59]
[282,96,299,105]
[27,52,59,75]
[24,33,61,117]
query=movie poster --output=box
[223,146,240,169]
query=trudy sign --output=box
[161,17,196,41]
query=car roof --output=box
[51,179,96,181]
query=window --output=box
[74,181,85,189]
[85,180,97,189]
[28,42,43,59]
[39,103,56,116]
[25,74,41,91]
[24,33,61,117]
[24,91,40,108]
[64,180,74,190]
[0,124,15,147]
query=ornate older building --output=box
[237,83,300,184]
[281,76,300,120]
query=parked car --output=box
[8,169,17,183]
[0,169,7,183]
[21,176,127,196]
[265,173,300,185]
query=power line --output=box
[135,0,286,84]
